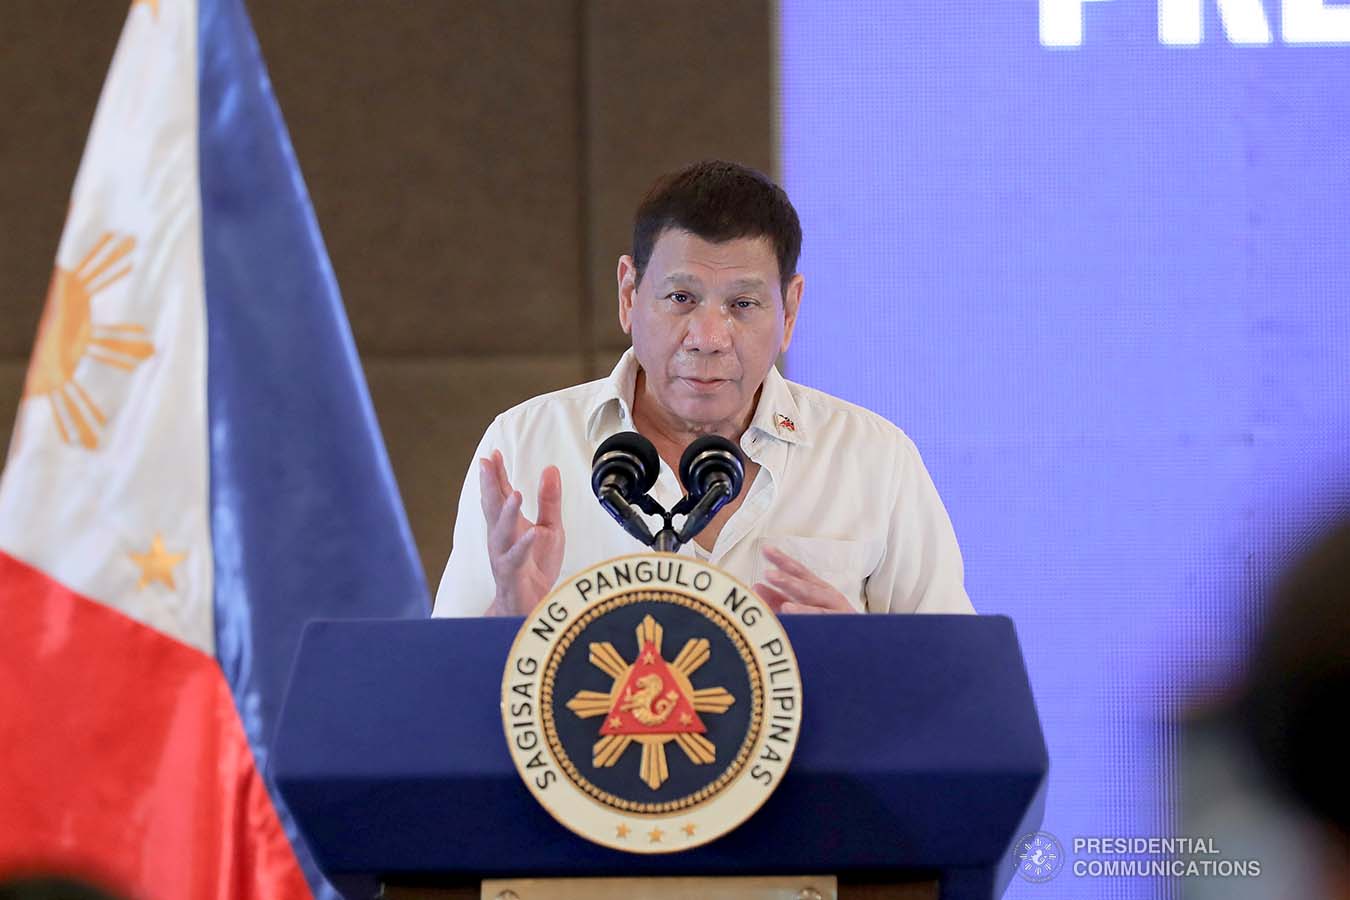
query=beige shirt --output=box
[433,350,974,616]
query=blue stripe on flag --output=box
[197,0,430,894]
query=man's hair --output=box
[631,160,802,292]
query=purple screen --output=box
[780,3,1350,897]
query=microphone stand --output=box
[632,494,682,552]
[674,482,732,546]
[597,486,656,547]
[633,482,733,554]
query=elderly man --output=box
[434,161,972,617]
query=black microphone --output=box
[680,434,745,500]
[591,432,661,545]
[676,435,745,544]
[591,431,660,500]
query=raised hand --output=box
[480,450,565,616]
[753,545,857,614]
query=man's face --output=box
[618,229,803,432]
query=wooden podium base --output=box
[382,875,939,899]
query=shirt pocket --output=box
[752,535,870,612]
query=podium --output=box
[272,614,1047,899]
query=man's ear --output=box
[617,255,637,335]
[780,273,804,355]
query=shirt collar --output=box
[586,348,809,447]
[585,348,641,443]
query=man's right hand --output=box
[480,450,565,616]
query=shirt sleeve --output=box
[431,417,504,617]
[867,433,975,614]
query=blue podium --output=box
[272,614,1047,899]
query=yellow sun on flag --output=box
[22,232,155,450]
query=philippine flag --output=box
[0,1,427,897]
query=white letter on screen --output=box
[1041,0,1113,47]
[1283,0,1350,43]
[1159,0,1273,45]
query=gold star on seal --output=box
[128,533,186,589]
[648,827,664,843]
[616,824,630,839]
[682,823,697,837]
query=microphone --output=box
[676,435,745,544]
[592,431,660,500]
[591,432,661,545]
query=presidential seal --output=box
[501,553,803,853]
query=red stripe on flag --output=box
[0,550,311,900]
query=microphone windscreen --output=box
[592,431,661,496]
[678,434,744,499]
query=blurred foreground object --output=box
[0,0,426,897]
[0,876,124,900]
[1241,517,1350,896]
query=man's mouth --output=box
[679,377,730,393]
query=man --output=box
[433,161,972,617]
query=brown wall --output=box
[0,1,774,591]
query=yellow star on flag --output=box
[129,533,187,589]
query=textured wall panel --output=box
[584,0,775,355]
[364,354,588,588]
[0,4,126,359]
[0,363,24,466]
[250,1,583,357]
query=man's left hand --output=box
[754,545,857,614]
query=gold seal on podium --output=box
[501,553,803,853]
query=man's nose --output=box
[683,302,733,353]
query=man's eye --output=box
[669,292,692,304]
[735,299,757,309]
